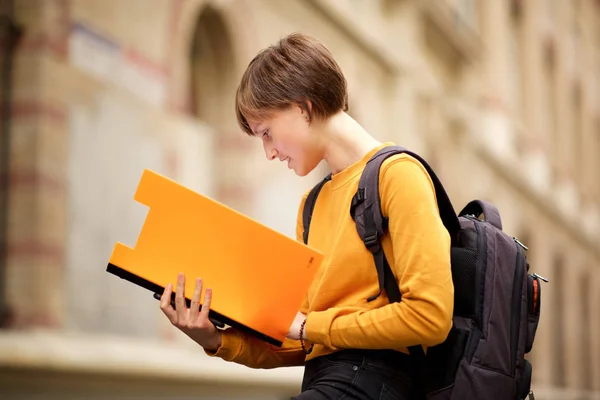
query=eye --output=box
[262,130,270,139]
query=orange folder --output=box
[106,169,323,347]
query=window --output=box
[417,95,433,139]
[189,6,236,126]
[508,1,525,123]
[542,46,558,176]
[572,85,583,187]
[596,120,600,200]
[453,0,478,31]
[545,0,557,25]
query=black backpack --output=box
[302,146,546,400]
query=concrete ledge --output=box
[2,331,597,400]
[531,386,600,400]
[304,0,408,74]
[0,330,304,389]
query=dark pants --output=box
[291,349,425,400]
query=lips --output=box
[278,156,292,169]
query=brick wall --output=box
[7,0,71,329]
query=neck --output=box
[318,112,381,174]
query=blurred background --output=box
[0,0,599,399]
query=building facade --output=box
[1,0,599,399]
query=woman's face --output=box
[248,105,323,177]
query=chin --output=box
[294,169,309,177]
[293,162,318,177]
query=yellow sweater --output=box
[205,143,454,368]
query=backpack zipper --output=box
[513,237,529,251]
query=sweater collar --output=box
[329,142,394,191]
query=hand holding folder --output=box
[152,291,225,329]
[157,274,223,352]
[107,169,324,347]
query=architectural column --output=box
[479,0,508,106]
[7,0,70,328]
[477,0,520,162]
[553,1,574,182]
[579,3,597,210]
[562,260,584,390]
[579,268,594,392]
[580,72,597,236]
[528,223,555,387]
[596,124,600,203]
[591,273,600,392]
[519,0,555,194]
[521,0,542,148]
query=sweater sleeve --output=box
[304,156,454,350]
[203,193,310,368]
[203,328,307,369]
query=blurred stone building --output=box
[1,0,599,399]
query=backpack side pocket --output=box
[525,274,542,353]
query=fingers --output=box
[159,283,177,323]
[175,273,186,321]
[200,287,212,322]
[160,274,215,332]
[189,277,202,317]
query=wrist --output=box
[302,318,308,340]
[299,317,313,354]
[200,331,222,352]
[210,331,223,351]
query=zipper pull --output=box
[532,273,549,283]
[513,237,529,251]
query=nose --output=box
[264,141,278,161]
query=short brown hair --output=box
[235,32,348,135]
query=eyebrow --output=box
[251,124,264,136]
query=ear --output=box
[299,100,313,122]
[304,99,313,113]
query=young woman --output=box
[159,32,454,400]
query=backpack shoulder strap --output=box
[353,145,460,387]
[302,174,332,244]
[351,145,460,303]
